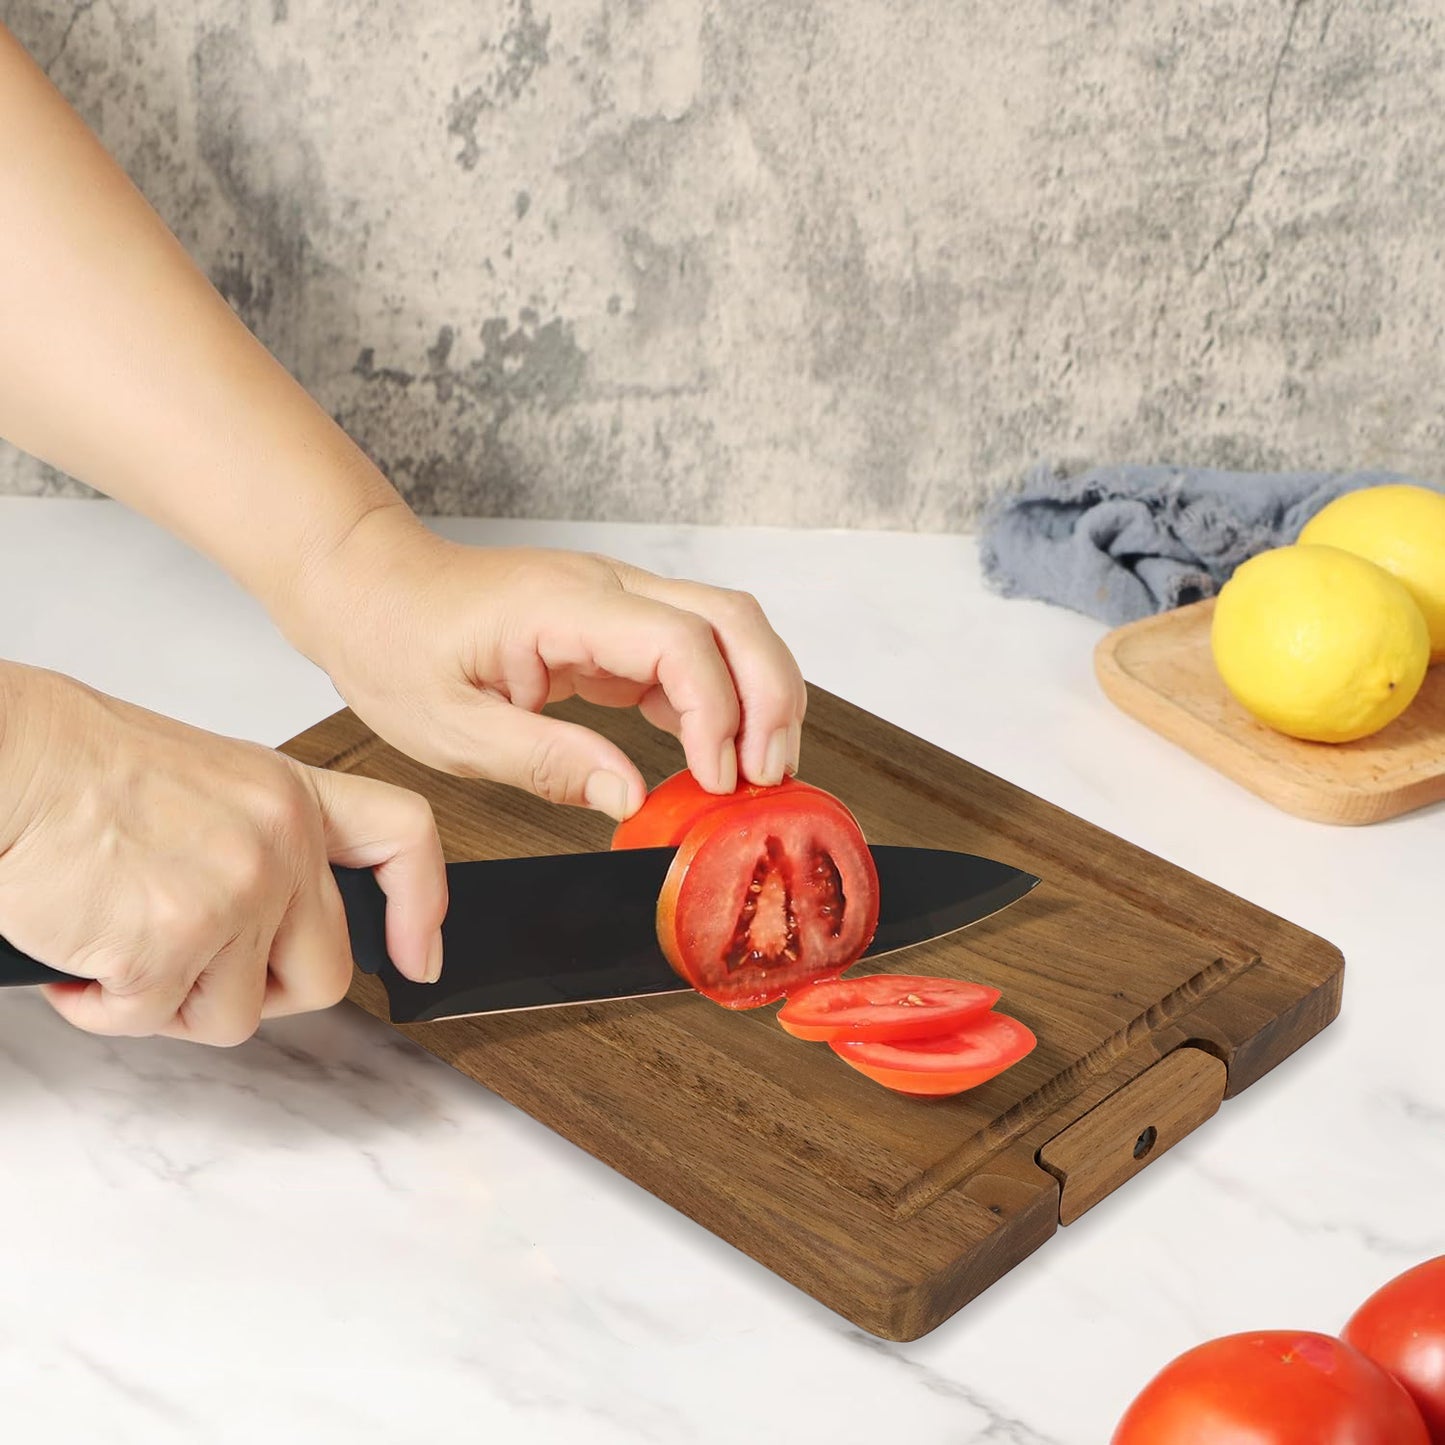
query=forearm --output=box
[0,26,416,628]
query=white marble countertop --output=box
[1,496,1440,1444]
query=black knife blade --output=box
[343,844,1039,1023]
[0,847,1040,1024]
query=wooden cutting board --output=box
[281,687,1343,1341]
[1096,598,1445,824]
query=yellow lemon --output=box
[1211,544,1429,742]
[1298,483,1445,660]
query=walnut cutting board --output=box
[1096,598,1445,824]
[281,687,1344,1341]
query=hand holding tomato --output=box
[282,508,807,821]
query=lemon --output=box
[1211,545,1430,742]
[1298,484,1445,660]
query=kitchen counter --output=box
[2,496,1440,1444]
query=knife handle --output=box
[0,865,391,991]
[0,934,73,987]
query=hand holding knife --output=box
[0,846,1038,1024]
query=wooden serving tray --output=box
[1096,598,1445,825]
[282,687,1343,1341]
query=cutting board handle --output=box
[1037,1047,1228,1225]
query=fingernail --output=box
[425,931,444,984]
[717,740,738,793]
[585,770,632,821]
[762,728,789,785]
[786,721,802,776]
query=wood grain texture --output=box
[1096,598,1445,825]
[1038,1047,1227,1225]
[281,685,1344,1341]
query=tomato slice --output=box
[777,974,1001,1043]
[657,791,880,1009]
[612,770,843,851]
[829,1011,1036,1097]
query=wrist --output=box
[271,494,439,668]
[201,433,413,643]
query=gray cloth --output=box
[978,463,1445,626]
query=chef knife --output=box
[0,846,1039,1023]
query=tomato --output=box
[656,791,880,1009]
[612,769,738,850]
[777,974,1000,1043]
[1344,1257,1445,1442]
[1111,1331,1430,1445]
[829,1010,1035,1097]
[621,769,880,1009]
[611,770,840,851]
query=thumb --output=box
[457,696,646,820]
[301,764,448,984]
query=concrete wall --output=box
[3,0,1443,530]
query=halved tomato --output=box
[656,791,880,1009]
[830,1011,1036,1097]
[777,974,1000,1043]
[612,769,840,851]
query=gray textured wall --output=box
[3,1,1444,530]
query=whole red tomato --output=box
[1344,1256,1445,1443]
[1112,1330,1430,1444]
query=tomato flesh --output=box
[830,1010,1035,1097]
[1111,1331,1431,1445]
[1344,1257,1445,1443]
[612,770,840,851]
[778,974,1001,1043]
[657,792,879,1009]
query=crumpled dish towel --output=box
[978,464,1445,627]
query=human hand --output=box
[0,34,801,823]
[0,664,446,1044]
[286,507,808,820]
